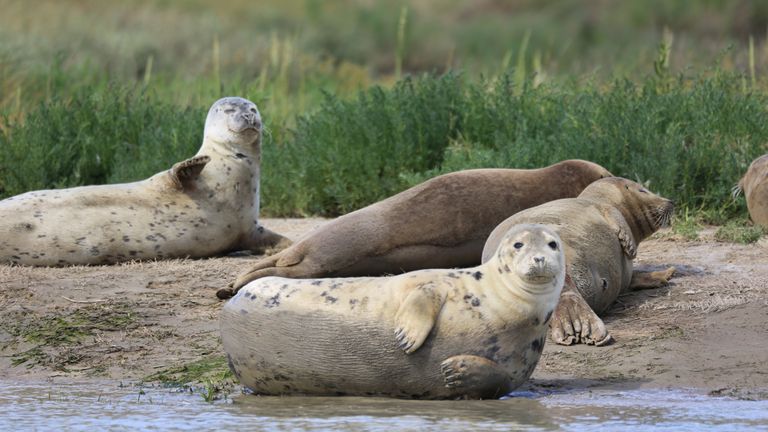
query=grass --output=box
[715,219,766,243]
[2,69,767,221]
[5,304,137,369]
[2,2,768,223]
[143,355,236,402]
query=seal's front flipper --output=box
[629,266,675,290]
[394,281,445,354]
[603,207,637,259]
[550,278,612,346]
[169,155,211,190]
[440,355,513,399]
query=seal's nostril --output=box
[533,256,544,264]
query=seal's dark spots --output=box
[471,297,480,307]
[473,271,483,281]
[324,295,338,304]
[264,293,281,308]
[531,337,544,353]
[122,235,130,242]
[129,250,138,256]
[89,246,100,256]
[311,280,323,286]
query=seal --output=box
[481,177,675,346]
[735,154,768,228]
[221,159,611,298]
[0,97,291,266]
[220,223,565,399]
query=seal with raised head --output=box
[0,97,291,266]
[735,154,768,228]
[220,223,565,399]
[221,159,611,298]
[481,177,675,346]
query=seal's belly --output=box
[0,186,241,265]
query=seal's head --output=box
[204,97,262,150]
[737,154,768,197]
[494,224,565,296]
[581,177,674,242]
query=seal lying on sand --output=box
[220,159,611,298]
[482,177,675,346]
[0,97,291,266]
[221,224,565,399]
[735,154,768,228]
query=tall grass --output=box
[3,70,765,219]
[261,71,768,217]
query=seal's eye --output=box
[548,241,558,250]
[224,109,236,114]
[625,185,630,190]
[250,108,258,113]
[513,242,523,249]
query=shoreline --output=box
[1,219,767,400]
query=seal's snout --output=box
[242,111,260,128]
[533,256,545,264]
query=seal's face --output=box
[204,97,262,148]
[496,224,565,290]
[583,177,675,241]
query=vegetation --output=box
[143,355,236,402]
[1,0,768,224]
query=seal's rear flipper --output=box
[169,155,211,190]
[441,355,513,399]
[629,266,675,290]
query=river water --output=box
[1,381,766,431]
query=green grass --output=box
[262,70,767,217]
[715,219,766,243]
[5,304,137,369]
[2,69,766,221]
[3,1,768,222]
[143,355,236,402]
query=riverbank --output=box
[1,218,766,400]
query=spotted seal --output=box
[0,97,290,266]
[220,159,611,298]
[220,224,565,399]
[482,177,675,346]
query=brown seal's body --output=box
[222,159,610,297]
[0,97,290,266]
[482,177,674,346]
[221,224,565,399]
[737,154,768,227]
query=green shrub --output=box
[0,87,204,195]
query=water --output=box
[1,381,766,431]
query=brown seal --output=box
[0,97,291,266]
[736,154,768,227]
[220,159,611,298]
[481,177,675,346]
[220,224,565,399]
